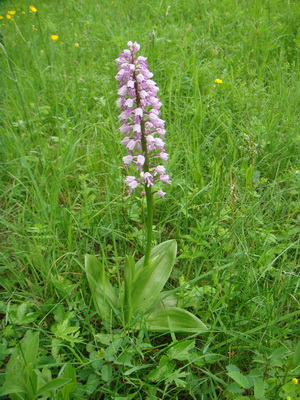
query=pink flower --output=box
[116,42,171,194]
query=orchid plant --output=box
[85,42,207,333]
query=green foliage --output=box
[225,342,300,399]
[85,240,208,333]
[0,331,74,400]
[85,253,118,325]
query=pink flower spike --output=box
[116,42,171,195]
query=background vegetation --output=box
[0,0,299,399]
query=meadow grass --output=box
[0,0,300,399]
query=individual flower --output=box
[215,78,223,84]
[29,5,37,12]
[7,10,16,15]
[6,14,12,19]
[116,41,171,197]
[51,34,59,41]
[0,16,3,19]
[74,42,79,47]
[292,378,299,384]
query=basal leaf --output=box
[144,306,208,333]
[0,381,27,396]
[85,254,118,324]
[24,332,39,366]
[36,378,71,397]
[131,240,177,313]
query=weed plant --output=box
[0,0,299,399]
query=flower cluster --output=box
[115,41,171,197]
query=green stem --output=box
[144,184,153,267]
[133,71,153,267]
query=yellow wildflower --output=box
[29,5,37,13]
[0,16,3,19]
[8,10,16,15]
[215,78,223,84]
[292,378,299,384]
[51,34,59,41]
[6,14,12,19]
[74,42,79,47]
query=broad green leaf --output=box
[227,370,250,389]
[36,378,71,396]
[6,331,33,375]
[24,332,39,366]
[145,306,208,333]
[159,290,178,308]
[0,382,27,396]
[3,330,36,394]
[85,254,118,323]
[23,363,37,398]
[131,240,177,313]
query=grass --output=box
[0,0,300,399]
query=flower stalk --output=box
[115,41,171,267]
